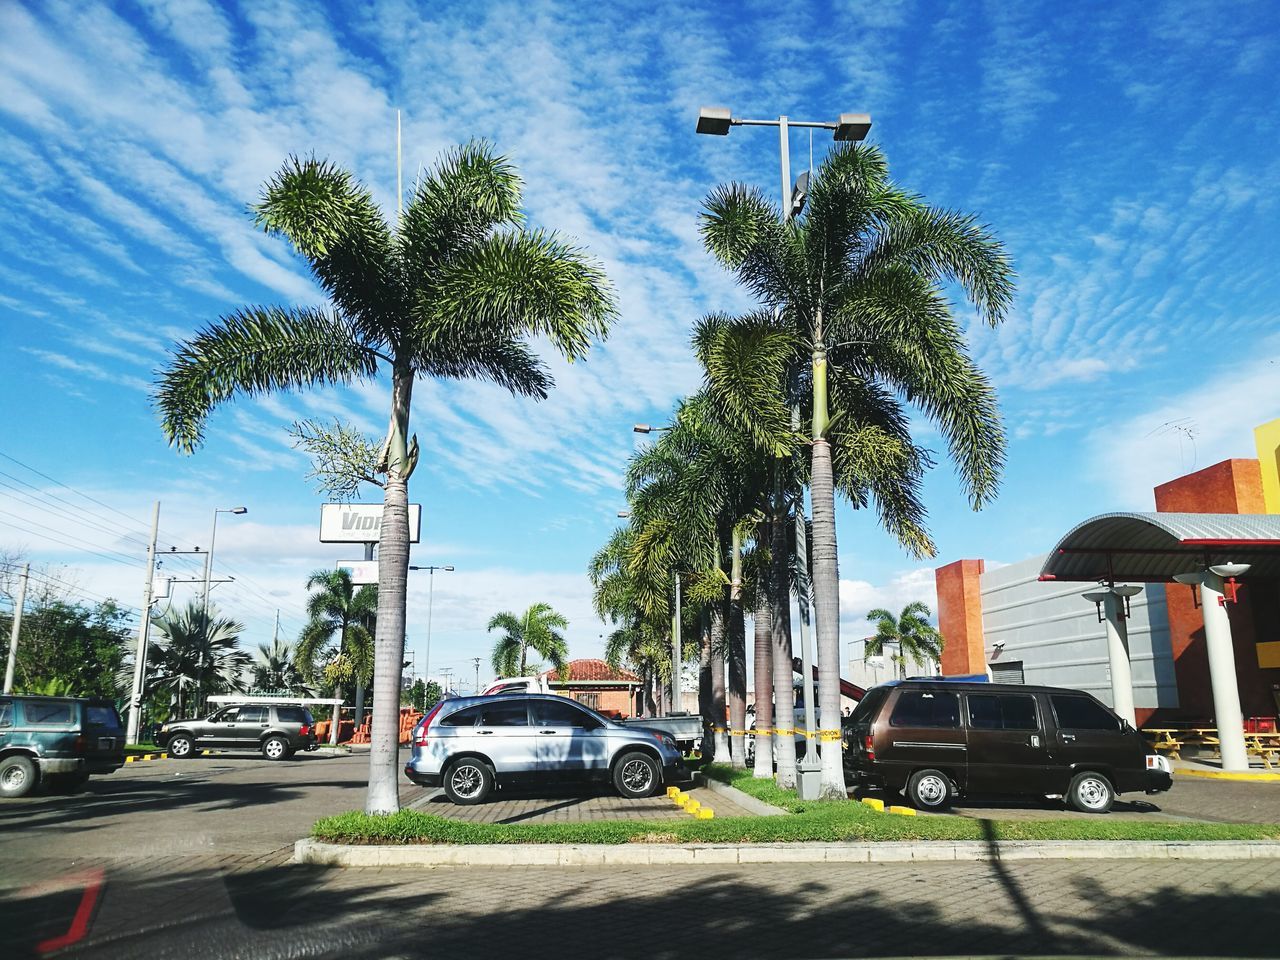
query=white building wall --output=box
[980,555,1179,710]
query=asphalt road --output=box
[3,754,1280,958]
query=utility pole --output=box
[440,667,453,696]
[472,657,481,695]
[3,563,29,695]
[671,573,682,711]
[126,502,160,743]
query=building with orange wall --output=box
[936,420,1280,727]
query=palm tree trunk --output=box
[698,610,712,758]
[810,342,847,798]
[752,559,774,779]
[728,529,747,768]
[709,606,729,761]
[366,365,414,815]
[771,499,798,789]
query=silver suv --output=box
[158,703,317,761]
[404,694,687,804]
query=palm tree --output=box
[866,601,944,678]
[297,569,377,725]
[603,621,668,717]
[489,603,569,678]
[699,143,1014,797]
[145,601,250,718]
[251,637,311,694]
[154,143,615,813]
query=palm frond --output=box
[154,307,379,453]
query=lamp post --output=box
[202,506,246,622]
[410,565,454,689]
[697,105,871,799]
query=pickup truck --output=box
[620,713,703,753]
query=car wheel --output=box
[0,755,38,798]
[262,736,289,761]
[443,759,493,805]
[1067,771,1115,813]
[613,751,659,799]
[906,768,953,811]
[166,734,195,759]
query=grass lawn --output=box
[312,764,1280,846]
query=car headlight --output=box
[160,724,169,732]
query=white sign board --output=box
[335,560,379,585]
[319,503,421,543]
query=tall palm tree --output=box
[251,637,310,694]
[297,569,378,724]
[699,143,1014,797]
[603,622,668,717]
[866,601,944,678]
[145,601,250,718]
[489,603,569,678]
[154,143,615,813]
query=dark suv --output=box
[0,695,126,798]
[843,680,1173,813]
[157,702,317,761]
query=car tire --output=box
[443,758,493,805]
[613,751,660,800]
[906,768,953,811]
[262,736,289,761]
[166,734,195,759]
[0,755,38,798]
[1067,771,1115,813]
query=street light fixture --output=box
[202,506,247,621]
[696,104,872,800]
[410,564,455,689]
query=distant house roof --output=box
[540,659,641,685]
[1039,512,1280,582]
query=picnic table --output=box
[1143,727,1280,768]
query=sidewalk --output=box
[1174,757,1280,783]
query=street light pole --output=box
[410,565,454,688]
[3,563,29,695]
[672,572,682,712]
[696,106,871,799]
[202,506,247,622]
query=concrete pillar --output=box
[1102,593,1137,728]
[1200,572,1249,772]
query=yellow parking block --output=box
[860,797,884,812]
[672,791,688,805]
[888,805,917,816]
[695,807,714,819]
[684,800,701,813]
[666,786,680,798]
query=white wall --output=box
[980,555,1179,710]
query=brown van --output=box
[842,680,1173,813]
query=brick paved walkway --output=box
[5,856,1278,957]
[418,782,754,822]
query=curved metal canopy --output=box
[1039,512,1280,582]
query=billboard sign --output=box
[319,503,421,543]
[335,560,379,585]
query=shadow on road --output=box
[2,854,1277,959]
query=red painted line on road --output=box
[34,868,104,955]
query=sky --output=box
[1,0,1278,692]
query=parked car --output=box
[842,680,1173,813]
[0,695,125,798]
[156,702,317,760]
[404,693,688,804]
[479,676,550,696]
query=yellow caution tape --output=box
[754,728,772,736]
[817,729,842,742]
[729,729,747,737]
[773,727,794,736]
[861,797,885,812]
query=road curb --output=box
[1175,768,1280,783]
[294,837,1280,867]
[692,772,786,816]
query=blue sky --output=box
[1,0,1278,690]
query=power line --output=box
[0,514,143,567]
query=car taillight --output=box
[73,735,87,755]
[863,735,875,761]
[299,724,311,736]
[413,701,445,747]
